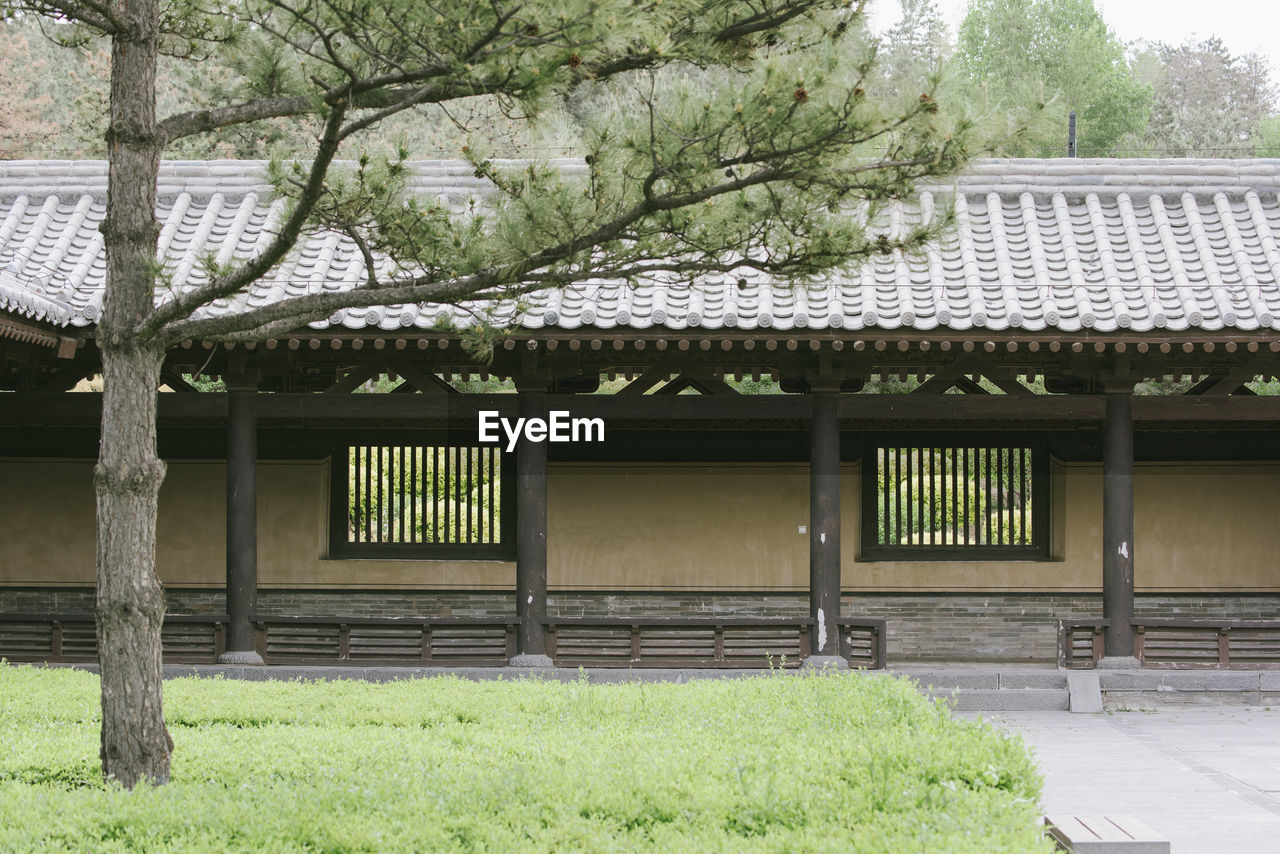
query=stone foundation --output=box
[3,588,1276,663]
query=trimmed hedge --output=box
[0,664,1050,852]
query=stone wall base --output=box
[2,588,1276,663]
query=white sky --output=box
[869,0,1280,78]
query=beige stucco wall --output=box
[2,457,1279,592]
[0,459,511,589]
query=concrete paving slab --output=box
[976,707,1280,854]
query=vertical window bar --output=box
[926,448,936,547]
[886,449,894,545]
[466,446,474,544]
[950,447,958,546]
[878,449,885,545]
[996,447,1005,545]
[883,449,890,545]
[391,448,401,540]
[943,447,950,546]
[972,447,978,546]
[924,448,932,546]
[932,448,940,546]
[898,448,906,545]
[486,447,495,544]
[942,448,952,547]
[1011,447,1018,546]
[1020,447,1029,545]
[363,445,373,545]
[431,445,440,544]
[410,445,419,544]
[349,447,359,543]
[986,447,994,547]
[977,447,986,546]
[903,447,911,544]
[371,445,378,543]
[348,447,357,543]
[916,446,924,546]
[453,446,462,544]
[990,447,997,546]
[1011,447,1019,545]
[890,448,898,545]
[886,448,893,545]
[443,444,452,544]
[492,448,501,544]
[371,445,378,545]
[379,445,387,543]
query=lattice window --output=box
[330,442,512,558]
[861,442,1048,560]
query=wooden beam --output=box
[1185,374,1249,396]
[655,375,697,395]
[514,390,550,663]
[809,393,841,660]
[617,365,673,396]
[982,372,1033,397]
[1102,393,1136,663]
[952,376,989,395]
[912,359,982,395]
[160,370,200,393]
[913,367,966,395]
[222,389,262,664]
[17,390,1280,427]
[384,358,457,396]
[680,368,741,396]
[326,362,383,394]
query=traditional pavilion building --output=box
[2,158,1280,669]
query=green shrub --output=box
[0,664,1050,852]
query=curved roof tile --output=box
[2,158,1280,335]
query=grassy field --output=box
[0,664,1051,852]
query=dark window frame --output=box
[858,432,1051,562]
[328,432,516,560]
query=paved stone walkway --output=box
[975,707,1280,854]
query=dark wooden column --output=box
[806,390,847,667]
[1101,392,1138,665]
[219,386,263,664]
[511,385,551,666]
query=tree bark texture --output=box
[94,0,172,787]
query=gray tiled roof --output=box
[3,158,1280,336]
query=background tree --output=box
[956,0,1149,155]
[1129,37,1276,157]
[875,0,950,93]
[1,0,1032,787]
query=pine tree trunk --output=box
[95,345,171,787]
[94,0,172,788]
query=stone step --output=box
[925,688,1071,712]
[890,668,1068,691]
